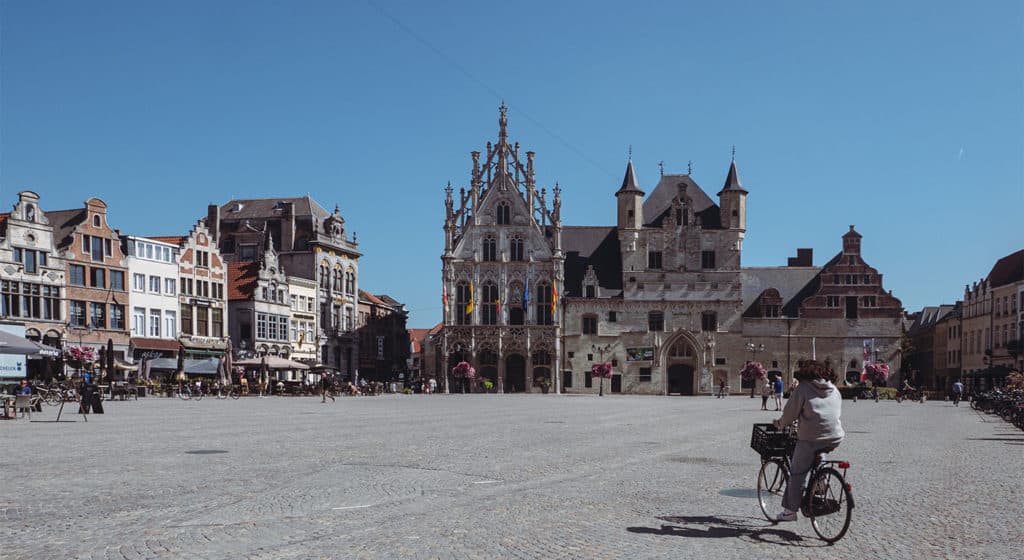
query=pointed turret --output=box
[616,159,644,229]
[717,159,748,195]
[717,155,748,230]
[616,160,645,196]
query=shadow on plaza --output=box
[626,515,826,548]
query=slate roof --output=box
[641,173,721,229]
[907,305,956,336]
[561,226,622,297]
[988,250,1024,287]
[227,261,259,300]
[741,267,822,317]
[615,160,645,196]
[46,208,88,249]
[717,160,748,195]
[219,196,333,221]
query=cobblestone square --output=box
[2,395,1019,559]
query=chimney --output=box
[207,204,220,244]
[281,201,295,251]
[787,248,813,267]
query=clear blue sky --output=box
[2,1,1021,328]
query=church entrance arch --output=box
[663,331,699,396]
[505,354,526,393]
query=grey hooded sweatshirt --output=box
[777,379,845,444]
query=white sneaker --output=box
[774,509,797,522]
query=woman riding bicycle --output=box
[772,359,845,522]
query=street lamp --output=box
[592,343,612,397]
[745,341,765,398]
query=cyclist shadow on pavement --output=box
[627,515,825,548]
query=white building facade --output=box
[124,236,181,360]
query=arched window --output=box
[510,236,524,261]
[496,202,511,225]
[670,341,693,358]
[481,282,499,325]
[535,282,552,325]
[456,281,471,325]
[93,215,101,227]
[346,271,355,294]
[333,269,342,292]
[482,235,497,261]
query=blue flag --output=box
[523,280,529,306]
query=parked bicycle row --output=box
[970,388,1024,430]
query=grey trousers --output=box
[782,439,841,512]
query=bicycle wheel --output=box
[808,467,853,543]
[179,388,191,400]
[194,391,203,401]
[230,386,240,400]
[217,388,228,400]
[757,458,788,521]
[45,390,62,406]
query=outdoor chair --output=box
[14,394,32,419]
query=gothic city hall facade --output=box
[437,106,904,395]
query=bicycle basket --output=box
[751,423,795,458]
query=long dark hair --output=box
[793,359,838,383]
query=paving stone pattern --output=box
[1,394,1020,559]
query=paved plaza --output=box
[1,393,1020,559]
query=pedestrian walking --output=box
[321,373,335,403]
[773,375,784,411]
[717,380,726,398]
[760,380,772,410]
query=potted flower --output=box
[591,362,612,396]
[864,362,890,385]
[67,346,97,371]
[451,361,476,393]
[740,361,768,398]
[536,376,551,394]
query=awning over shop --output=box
[0,330,42,355]
[130,338,181,352]
[234,356,310,370]
[26,339,61,359]
[146,357,222,376]
[180,336,228,352]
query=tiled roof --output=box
[359,289,387,306]
[146,236,186,247]
[407,328,431,353]
[988,250,1024,287]
[227,261,259,300]
[615,160,645,196]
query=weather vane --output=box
[687,160,693,174]
[628,144,632,160]
[658,160,664,176]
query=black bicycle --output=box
[752,423,855,543]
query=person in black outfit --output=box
[321,374,335,403]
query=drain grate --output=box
[185,450,228,455]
